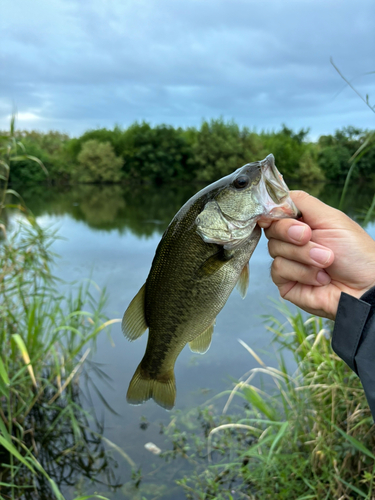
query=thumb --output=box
[290,191,344,230]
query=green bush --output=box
[190,119,261,182]
[121,122,196,183]
[260,125,316,180]
[8,131,72,184]
[8,139,49,184]
[318,144,352,181]
[318,127,375,182]
[74,139,123,183]
[67,125,126,159]
[296,146,325,183]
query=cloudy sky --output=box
[1,0,374,138]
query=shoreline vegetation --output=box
[2,120,375,186]
[0,120,120,499]
[0,220,122,499]
[157,306,375,500]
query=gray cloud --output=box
[1,0,374,136]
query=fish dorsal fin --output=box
[122,284,148,341]
[236,262,249,299]
[189,322,215,354]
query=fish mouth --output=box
[258,154,302,220]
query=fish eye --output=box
[233,175,250,189]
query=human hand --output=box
[259,191,375,320]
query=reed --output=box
[0,218,122,499]
[331,60,375,211]
[0,118,119,499]
[0,115,47,225]
[163,303,375,499]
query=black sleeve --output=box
[332,287,375,419]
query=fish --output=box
[122,154,301,410]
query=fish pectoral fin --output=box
[122,283,148,341]
[189,321,215,354]
[198,250,232,278]
[236,262,249,299]
[127,365,176,411]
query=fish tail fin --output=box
[126,365,176,410]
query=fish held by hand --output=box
[122,154,300,410]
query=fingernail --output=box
[317,270,331,285]
[310,248,332,265]
[287,225,305,242]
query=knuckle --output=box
[268,239,276,258]
[270,265,277,284]
[279,287,290,299]
[264,221,277,239]
[301,267,311,282]
[272,256,283,274]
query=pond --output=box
[11,180,375,498]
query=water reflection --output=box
[15,179,375,237]
[17,183,198,236]
[0,373,121,500]
[288,180,375,222]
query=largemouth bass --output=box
[122,154,300,410]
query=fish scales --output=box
[144,196,261,376]
[122,154,301,410]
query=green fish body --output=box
[122,154,300,409]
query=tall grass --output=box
[0,118,119,499]
[0,115,47,226]
[162,304,375,499]
[0,218,122,499]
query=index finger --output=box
[264,218,312,246]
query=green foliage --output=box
[260,125,313,180]
[6,130,71,185]
[68,125,127,159]
[6,120,361,186]
[317,144,351,181]
[161,305,375,499]
[121,122,196,183]
[74,139,123,183]
[296,146,325,184]
[0,221,119,498]
[318,126,375,182]
[6,121,375,186]
[0,119,47,225]
[190,119,262,182]
[7,138,50,184]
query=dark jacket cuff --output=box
[332,292,371,374]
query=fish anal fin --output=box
[236,262,249,299]
[189,322,215,354]
[122,284,148,341]
[126,365,176,410]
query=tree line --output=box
[4,119,375,185]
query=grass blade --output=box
[11,334,37,388]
